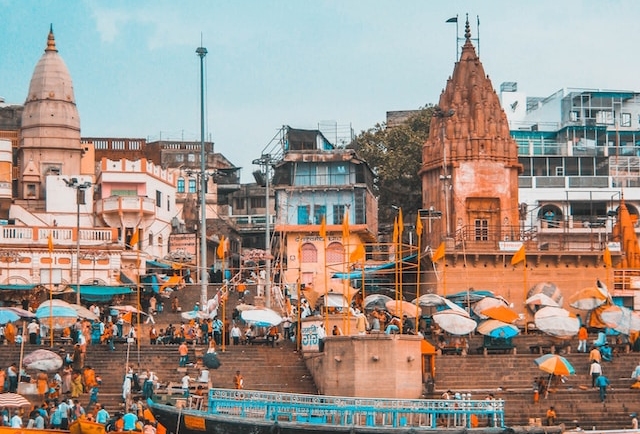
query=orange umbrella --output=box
[480,305,519,324]
[568,287,608,311]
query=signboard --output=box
[168,234,196,263]
[499,241,523,252]
[301,319,323,352]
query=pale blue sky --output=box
[1,1,638,182]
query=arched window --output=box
[301,243,317,263]
[188,178,197,193]
[177,177,185,193]
[326,242,344,264]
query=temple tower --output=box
[19,26,82,201]
[420,19,522,249]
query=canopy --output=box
[71,285,134,302]
[241,308,283,327]
[331,254,418,279]
[0,284,39,291]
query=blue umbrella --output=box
[477,319,520,339]
[35,302,78,330]
[0,308,20,324]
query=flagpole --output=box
[398,208,404,325]
[343,210,350,335]
[323,225,328,332]
[297,238,302,352]
[416,215,423,320]
[49,232,54,348]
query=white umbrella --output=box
[525,293,560,308]
[23,349,63,372]
[69,303,99,321]
[599,305,640,335]
[110,305,147,315]
[534,306,579,338]
[0,393,31,408]
[414,294,449,307]
[432,311,476,335]
[241,308,283,327]
[363,294,393,310]
[323,293,349,308]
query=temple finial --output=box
[464,14,471,42]
[46,24,57,52]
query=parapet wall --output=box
[304,334,424,399]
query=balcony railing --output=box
[0,226,118,247]
[96,196,156,216]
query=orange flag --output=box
[319,216,326,239]
[217,235,226,259]
[511,244,526,266]
[392,216,398,245]
[48,232,54,253]
[129,228,139,249]
[603,246,612,267]
[416,213,423,238]
[431,242,445,262]
[350,243,365,262]
[342,210,350,241]
[122,311,132,323]
[398,207,404,238]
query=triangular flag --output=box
[603,246,612,268]
[319,216,326,239]
[129,228,139,249]
[48,232,54,253]
[431,242,446,262]
[511,244,526,266]
[122,311,132,324]
[217,235,226,259]
[342,210,350,241]
[398,208,404,237]
[392,216,399,244]
[416,213,423,238]
[350,243,365,263]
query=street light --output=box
[252,153,277,308]
[63,178,92,304]
[433,106,455,238]
[196,45,208,307]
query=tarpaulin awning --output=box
[331,254,418,279]
[69,285,134,302]
[146,260,172,270]
[119,271,136,285]
[0,284,38,291]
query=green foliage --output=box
[352,105,434,228]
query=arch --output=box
[326,242,344,264]
[300,243,317,263]
[538,204,562,227]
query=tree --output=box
[351,106,434,234]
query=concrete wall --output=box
[305,334,424,399]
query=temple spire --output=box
[464,14,471,43]
[46,24,57,52]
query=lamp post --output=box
[64,178,92,304]
[252,154,276,308]
[434,106,455,238]
[196,45,208,307]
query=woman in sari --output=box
[4,322,15,344]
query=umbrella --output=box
[0,308,20,324]
[568,286,609,311]
[110,305,147,315]
[472,297,508,318]
[202,352,221,369]
[527,281,564,307]
[598,305,640,335]
[69,304,99,321]
[322,293,349,308]
[0,393,31,408]
[181,310,213,321]
[525,293,560,308]
[477,319,520,339]
[480,305,519,324]
[241,308,283,327]
[432,311,476,335]
[6,307,36,319]
[23,349,63,372]
[534,306,580,338]
[386,300,420,318]
[414,294,449,307]
[35,301,78,330]
[534,354,575,376]
[363,294,393,310]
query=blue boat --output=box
[148,387,549,434]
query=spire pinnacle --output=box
[464,14,471,42]
[46,24,57,52]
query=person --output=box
[88,385,99,409]
[10,410,22,428]
[332,325,343,336]
[631,362,640,381]
[385,316,402,334]
[282,317,292,340]
[230,324,242,346]
[171,297,180,313]
[546,406,557,426]
[237,281,247,302]
[631,413,638,430]
[95,404,110,425]
[233,370,244,390]
[27,319,39,344]
[589,346,601,364]
[213,317,223,346]
[355,311,368,335]
[122,410,138,431]
[267,325,278,347]
[36,371,49,399]
[143,420,157,434]
[7,363,18,393]
[595,374,610,402]
[577,326,588,353]
[317,324,326,352]
[589,360,602,388]
[143,370,158,400]
[122,372,133,410]
[180,373,192,397]
[178,341,189,367]
[58,398,70,429]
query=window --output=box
[235,198,245,210]
[300,243,317,263]
[156,190,162,208]
[148,232,154,246]
[188,154,196,162]
[177,177,185,193]
[326,242,344,263]
[313,205,326,224]
[188,178,197,193]
[250,197,266,208]
[167,196,171,212]
[333,205,345,224]
[474,219,488,241]
[297,205,310,224]
[622,113,632,127]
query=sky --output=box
[1,0,639,182]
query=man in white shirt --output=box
[10,411,23,428]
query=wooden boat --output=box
[68,419,105,434]
[0,428,68,434]
[148,387,559,434]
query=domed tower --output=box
[420,18,522,249]
[19,26,82,200]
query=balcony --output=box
[228,214,276,232]
[0,226,118,248]
[96,196,156,218]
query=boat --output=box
[148,387,560,434]
[0,428,68,434]
[69,419,106,434]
